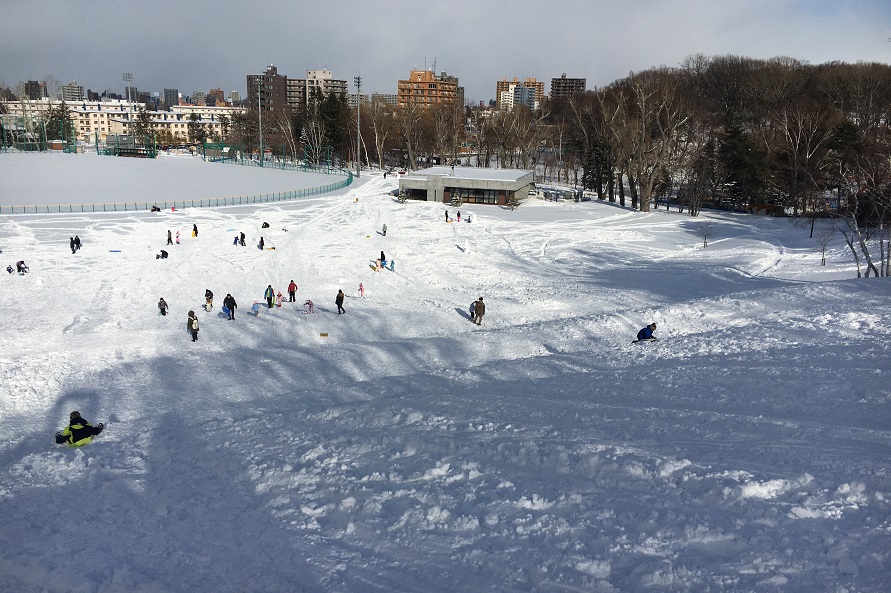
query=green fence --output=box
[0,159,354,214]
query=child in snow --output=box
[158,298,168,316]
[157,250,169,259]
[55,411,104,447]
[205,289,214,311]
[637,323,657,341]
[223,294,237,320]
[16,261,28,274]
[276,291,284,307]
[474,297,485,326]
[188,310,199,341]
[358,282,365,297]
[192,224,198,238]
[470,300,476,321]
[176,231,180,244]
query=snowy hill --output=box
[0,153,889,593]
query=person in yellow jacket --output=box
[55,411,104,447]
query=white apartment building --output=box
[3,98,245,144]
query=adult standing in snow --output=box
[287,280,298,302]
[474,297,485,326]
[192,224,198,238]
[223,293,237,320]
[167,230,173,245]
[380,251,386,265]
[239,232,246,247]
[69,237,76,254]
[188,310,199,341]
[264,284,275,309]
[335,289,345,314]
[158,298,168,316]
[637,323,657,342]
[382,224,387,236]
[55,411,104,447]
[74,235,81,251]
[457,211,461,223]
[445,210,449,222]
[259,237,265,250]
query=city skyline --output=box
[2,0,890,105]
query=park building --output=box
[398,166,534,206]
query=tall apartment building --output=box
[286,69,348,110]
[550,73,586,99]
[246,64,290,117]
[24,81,45,100]
[62,82,85,102]
[372,93,398,106]
[398,70,461,109]
[496,77,544,110]
[207,88,225,106]
[163,88,179,107]
[228,90,241,104]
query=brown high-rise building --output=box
[550,73,586,99]
[246,65,290,117]
[398,70,460,109]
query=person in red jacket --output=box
[287,280,298,302]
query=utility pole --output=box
[354,75,361,177]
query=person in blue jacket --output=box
[55,411,104,447]
[637,323,658,341]
[264,284,275,308]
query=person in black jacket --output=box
[335,289,345,314]
[55,411,104,447]
[223,293,237,320]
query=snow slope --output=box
[0,153,889,593]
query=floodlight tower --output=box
[123,72,133,141]
[354,75,361,178]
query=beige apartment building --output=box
[495,77,544,110]
[3,98,244,144]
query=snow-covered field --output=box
[0,153,889,593]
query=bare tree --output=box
[698,221,715,247]
[368,101,396,171]
[395,102,424,170]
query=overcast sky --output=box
[2,0,890,104]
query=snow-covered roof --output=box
[408,166,532,182]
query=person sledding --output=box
[16,260,29,274]
[55,411,104,447]
[264,284,275,308]
[636,323,658,342]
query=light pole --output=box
[354,75,361,177]
[123,72,133,143]
[256,76,264,167]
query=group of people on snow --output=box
[68,235,81,254]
